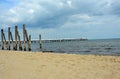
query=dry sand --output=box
[0,50,120,79]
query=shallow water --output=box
[0,39,120,55]
[31,39,120,55]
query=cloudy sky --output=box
[0,0,120,40]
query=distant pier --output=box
[31,38,88,43]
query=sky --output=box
[0,0,120,40]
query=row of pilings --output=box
[0,24,39,51]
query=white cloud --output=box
[72,14,91,20]
[0,0,120,39]
[67,0,72,7]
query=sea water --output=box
[31,39,120,55]
[0,39,120,55]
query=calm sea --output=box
[31,39,120,55]
[0,39,120,55]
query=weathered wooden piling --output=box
[10,31,14,49]
[39,34,42,49]
[13,26,18,50]
[1,29,4,50]
[25,29,29,41]
[23,24,31,51]
[1,29,7,50]
[1,24,31,51]
[8,28,10,49]
[13,26,23,50]
[17,30,22,51]
[23,24,26,51]
[28,35,31,51]
[18,35,22,50]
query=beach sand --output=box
[0,50,120,79]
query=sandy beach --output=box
[0,50,120,79]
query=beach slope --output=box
[0,50,120,79]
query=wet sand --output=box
[0,50,120,79]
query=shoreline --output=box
[1,50,120,56]
[0,50,120,79]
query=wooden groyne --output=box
[0,24,32,51]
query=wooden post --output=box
[3,31,6,50]
[39,34,42,49]
[23,24,26,51]
[25,29,29,41]
[14,26,18,50]
[15,26,22,50]
[10,31,14,50]
[28,35,31,51]
[23,24,31,51]
[25,29,29,51]
[18,35,22,50]
[8,27,10,50]
[1,25,31,51]
[3,33,6,42]
[17,30,22,51]
[1,29,4,50]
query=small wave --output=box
[104,48,112,50]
